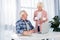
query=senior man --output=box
[16,10,34,36]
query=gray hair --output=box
[19,10,27,18]
[37,2,44,7]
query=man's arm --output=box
[16,22,24,34]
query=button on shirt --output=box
[16,19,34,34]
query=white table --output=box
[14,32,60,40]
[2,30,60,40]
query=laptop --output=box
[41,21,50,34]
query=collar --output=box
[20,19,27,22]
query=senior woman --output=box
[33,2,48,33]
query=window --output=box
[16,0,55,26]
[17,0,43,26]
[54,0,60,19]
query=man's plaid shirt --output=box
[16,19,34,34]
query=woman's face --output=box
[37,5,42,11]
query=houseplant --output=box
[49,16,60,32]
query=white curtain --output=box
[46,0,55,21]
[0,0,16,26]
[0,0,16,40]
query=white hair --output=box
[19,10,27,18]
[37,2,44,7]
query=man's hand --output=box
[23,31,29,36]
[29,30,34,34]
[23,30,34,36]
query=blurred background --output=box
[0,0,60,40]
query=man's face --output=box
[22,12,28,20]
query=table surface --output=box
[2,30,60,40]
[19,32,60,39]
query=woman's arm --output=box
[42,11,48,23]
